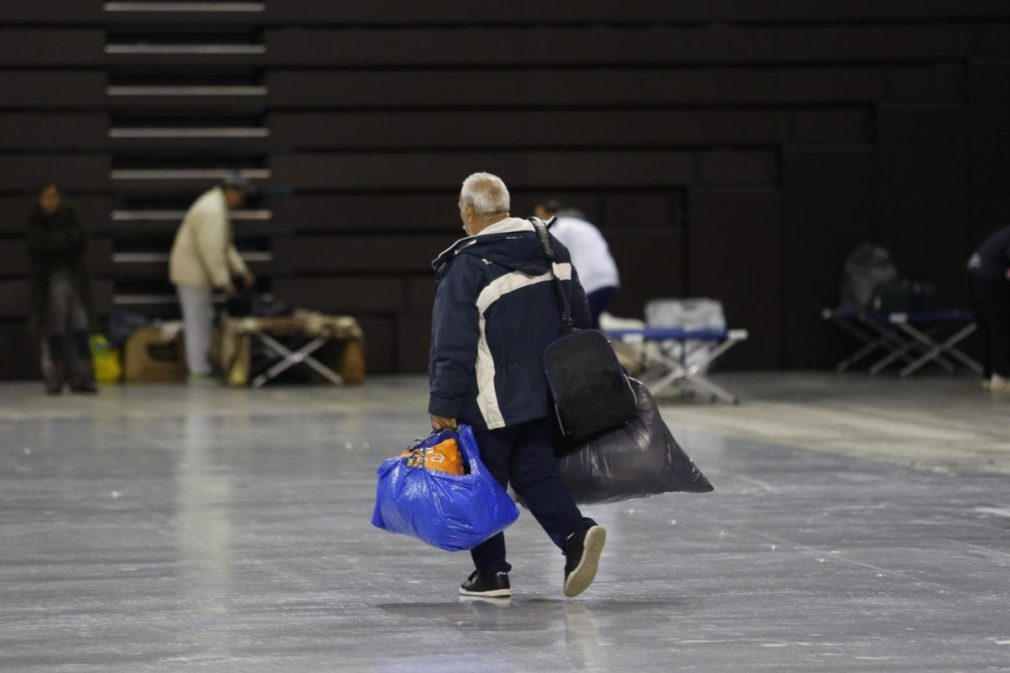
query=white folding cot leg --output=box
[250,332,344,388]
[824,312,890,372]
[897,322,982,378]
[680,330,747,404]
[865,319,954,375]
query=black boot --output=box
[69,331,97,393]
[43,335,65,394]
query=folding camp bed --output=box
[217,311,365,387]
[604,327,749,404]
[823,309,981,378]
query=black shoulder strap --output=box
[530,217,574,333]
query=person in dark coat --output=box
[27,182,96,394]
[968,224,1010,394]
[428,172,607,599]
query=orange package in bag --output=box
[400,437,465,475]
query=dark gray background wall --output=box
[1,1,1008,377]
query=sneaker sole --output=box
[459,587,512,598]
[564,526,607,598]
[459,595,513,607]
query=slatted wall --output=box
[1,1,1008,378]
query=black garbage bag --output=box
[558,379,714,504]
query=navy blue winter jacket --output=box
[428,217,592,430]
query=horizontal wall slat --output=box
[270,152,696,189]
[0,2,103,23]
[0,114,109,150]
[266,68,888,108]
[0,197,113,234]
[268,110,788,148]
[274,236,452,273]
[0,30,105,65]
[0,157,112,191]
[0,72,108,108]
[262,0,1010,23]
[265,25,971,66]
[271,277,404,312]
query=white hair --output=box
[460,172,510,215]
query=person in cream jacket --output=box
[169,176,254,377]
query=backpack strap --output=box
[530,217,575,333]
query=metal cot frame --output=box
[823,309,981,378]
[605,327,749,404]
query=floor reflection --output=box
[174,413,239,650]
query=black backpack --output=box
[870,279,936,314]
[531,218,637,446]
[839,244,899,311]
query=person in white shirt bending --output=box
[534,200,620,327]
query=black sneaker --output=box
[459,570,511,598]
[563,524,607,598]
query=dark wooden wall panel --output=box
[270,278,404,313]
[876,106,971,307]
[887,65,963,102]
[273,236,451,274]
[272,152,696,190]
[0,71,107,107]
[782,149,876,368]
[698,152,778,186]
[271,195,457,233]
[602,195,678,231]
[397,310,432,374]
[606,230,686,318]
[689,190,782,368]
[0,280,31,318]
[0,197,113,234]
[266,68,888,108]
[0,322,36,380]
[0,157,111,192]
[265,26,969,66]
[268,110,789,149]
[264,0,1008,23]
[0,30,104,65]
[967,65,1010,245]
[0,114,110,150]
[791,110,868,144]
[0,3,103,23]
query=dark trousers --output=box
[40,270,94,390]
[470,417,592,574]
[586,286,616,328]
[968,269,1010,378]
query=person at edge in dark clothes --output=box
[429,172,606,600]
[967,223,1010,394]
[27,182,97,395]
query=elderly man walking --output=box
[428,172,607,598]
[169,175,254,378]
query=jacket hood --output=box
[432,217,552,276]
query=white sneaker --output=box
[988,375,1010,395]
[982,378,992,391]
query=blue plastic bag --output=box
[371,425,520,552]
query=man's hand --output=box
[431,415,458,431]
[240,271,255,288]
[224,283,239,299]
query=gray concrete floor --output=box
[1,374,1008,672]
